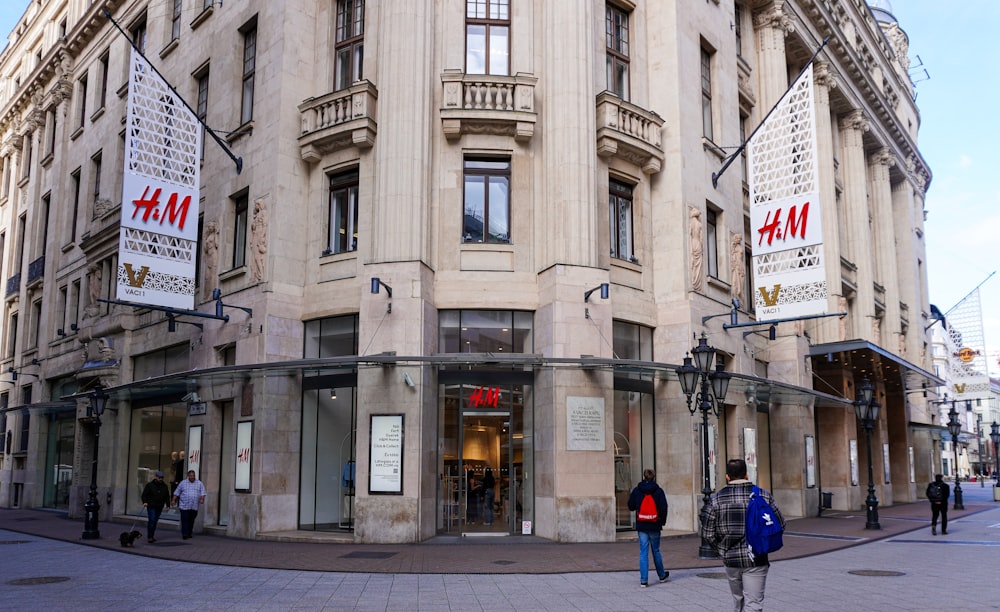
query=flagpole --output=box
[102,9,243,174]
[712,37,830,188]
[946,271,996,315]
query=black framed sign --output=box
[235,420,253,493]
[369,414,403,495]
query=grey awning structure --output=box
[61,353,852,410]
[809,339,945,396]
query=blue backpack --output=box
[745,485,783,562]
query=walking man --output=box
[627,468,669,587]
[702,459,785,611]
[926,474,950,535]
[140,470,171,543]
[172,470,206,540]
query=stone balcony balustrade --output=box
[440,70,537,142]
[595,92,664,175]
[298,80,378,163]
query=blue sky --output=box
[0,2,995,372]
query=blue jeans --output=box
[638,530,666,583]
[145,506,162,539]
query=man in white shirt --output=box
[172,470,206,540]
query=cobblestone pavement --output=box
[2,484,998,610]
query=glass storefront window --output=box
[439,310,533,353]
[127,403,188,517]
[43,413,75,508]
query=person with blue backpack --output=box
[627,468,670,588]
[702,459,785,611]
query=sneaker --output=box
[659,572,670,583]
[932,525,936,535]
[640,582,648,588]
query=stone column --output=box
[869,147,898,346]
[752,2,794,109]
[812,62,841,344]
[838,110,875,329]
[891,176,919,360]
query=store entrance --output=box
[460,411,514,535]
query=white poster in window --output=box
[908,446,915,483]
[744,428,758,483]
[805,435,816,488]
[369,414,404,494]
[187,425,202,481]
[850,439,858,486]
[235,421,252,492]
[883,443,891,484]
[566,396,605,451]
[705,423,717,491]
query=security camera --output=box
[403,372,416,388]
[182,392,202,402]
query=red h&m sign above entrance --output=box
[468,386,501,408]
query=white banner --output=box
[118,48,201,309]
[946,288,990,400]
[747,64,827,321]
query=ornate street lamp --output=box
[82,384,109,540]
[853,377,880,530]
[990,421,999,489]
[976,412,985,488]
[675,333,730,559]
[946,405,965,510]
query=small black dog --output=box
[119,530,142,547]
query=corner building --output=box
[0,0,940,543]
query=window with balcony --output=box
[609,179,635,262]
[232,192,248,269]
[463,157,510,244]
[240,19,257,124]
[466,0,509,75]
[335,0,364,91]
[327,168,359,255]
[606,3,630,100]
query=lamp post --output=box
[853,377,880,530]
[81,384,109,540]
[990,421,999,489]
[676,333,731,559]
[946,405,965,510]
[976,413,985,488]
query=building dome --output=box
[869,0,897,24]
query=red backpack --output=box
[637,493,659,523]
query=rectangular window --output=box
[735,4,744,58]
[196,68,209,159]
[701,47,714,140]
[91,151,102,210]
[706,208,719,278]
[328,168,359,254]
[70,169,81,242]
[2,156,10,197]
[58,285,67,333]
[20,133,32,180]
[29,299,41,349]
[606,3,630,100]
[45,109,57,157]
[171,0,183,42]
[7,312,17,358]
[463,157,510,244]
[39,193,50,258]
[334,0,365,90]
[14,214,26,275]
[70,280,80,328]
[232,193,248,269]
[240,22,257,124]
[77,74,88,128]
[98,52,110,109]
[466,0,509,75]
[130,19,147,55]
[609,179,634,262]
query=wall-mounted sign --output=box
[744,427,758,484]
[566,396,605,451]
[235,421,253,492]
[849,439,859,486]
[188,402,207,416]
[805,435,816,488]
[369,414,403,495]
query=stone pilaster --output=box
[752,2,794,109]
[812,62,841,344]
[838,110,874,330]
[869,147,898,347]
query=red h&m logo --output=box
[188,449,200,463]
[131,185,192,230]
[756,202,810,247]
[236,447,251,464]
[468,386,500,408]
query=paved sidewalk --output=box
[1,491,994,574]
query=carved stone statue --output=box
[689,207,704,292]
[729,232,744,304]
[250,199,268,282]
[85,264,102,316]
[838,296,848,340]
[202,221,220,300]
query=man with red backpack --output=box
[627,468,670,587]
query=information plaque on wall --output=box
[369,414,404,495]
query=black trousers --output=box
[180,509,198,537]
[930,501,948,531]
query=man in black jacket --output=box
[926,474,950,535]
[141,470,171,543]
[627,468,669,587]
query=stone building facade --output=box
[0,0,941,543]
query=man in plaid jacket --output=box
[702,459,786,611]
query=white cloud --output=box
[958,154,973,168]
